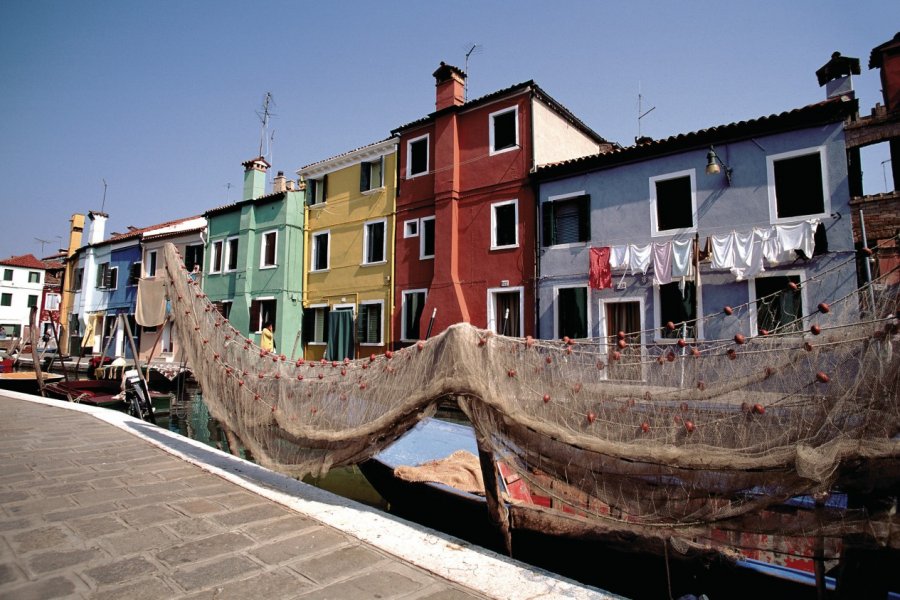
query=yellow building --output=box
[297,138,397,360]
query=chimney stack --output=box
[87,211,108,245]
[273,171,286,193]
[433,62,466,111]
[816,51,860,100]
[242,157,271,200]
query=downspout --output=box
[529,89,540,338]
[301,188,310,357]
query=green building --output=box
[203,158,305,356]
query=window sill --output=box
[361,187,385,196]
[310,268,330,274]
[419,255,434,261]
[406,171,428,180]
[543,241,588,249]
[259,265,277,270]
[489,144,520,157]
[769,213,828,226]
[651,226,697,238]
[361,260,387,267]
[308,342,326,346]
[490,243,519,251]
[360,342,384,347]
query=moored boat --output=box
[0,371,65,395]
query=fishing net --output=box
[162,242,899,563]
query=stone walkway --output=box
[0,392,615,599]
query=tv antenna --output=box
[463,44,482,101]
[225,182,233,202]
[256,92,276,158]
[637,84,656,141]
[34,237,59,254]
[100,178,108,213]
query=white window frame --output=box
[210,240,224,274]
[358,300,385,346]
[106,266,118,291]
[649,168,698,238]
[748,270,807,335]
[145,249,158,277]
[598,296,647,382]
[401,289,428,342]
[224,236,239,273]
[308,303,329,345]
[184,243,204,273]
[419,216,435,260]
[308,177,327,206]
[544,191,590,248]
[362,218,387,266]
[219,300,233,320]
[251,295,276,333]
[552,284,591,340]
[766,146,830,224]
[403,219,419,238]
[490,199,519,250]
[361,157,385,193]
[406,133,430,179]
[311,230,330,272]
[259,229,278,269]
[28,271,41,284]
[486,286,524,336]
[489,105,519,156]
[652,278,704,343]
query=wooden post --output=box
[473,425,513,556]
[28,307,46,397]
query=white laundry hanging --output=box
[671,239,694,278]
[731,229,765,280]
[653,242,673,285]
[628,243,652,274]
[609,245,630,270]
[710,233,735,270]
[776,219,818,260]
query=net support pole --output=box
[29,306,46,397]
[472,423,513,556]
[859,209,877,313]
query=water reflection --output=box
[160,380,387,509]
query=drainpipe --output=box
[529,89,540,338]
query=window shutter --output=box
[542,202,555,246]
[302,308,314,344]
[129,263,141,284]
[368,305,380,343]
[104,267,115,288]
[356,307,367,343]
[577,195,591,242]
[249,301,261,333]
[322,175,328,202]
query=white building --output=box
[0,254,49,339]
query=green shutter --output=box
[577,195,591,242]
[541,202,555,246]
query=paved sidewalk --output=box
[0,393,615,599]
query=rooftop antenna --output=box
[100,178,108,213]
[637,83,656,142]
[268,129,276,183]
[463,44,482,101]
[256,92,276,158]
[225,182,233,203]
[34,237,53,254]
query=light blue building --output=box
[533,94,860,375]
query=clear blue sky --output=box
[1,1,896,259]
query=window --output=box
[224,237,239,272]
[542,194,590,246]
[360,157,384,192]
[363,220,386,265]
[656,281,698,339]
[146,250,158,277]
[767,148,828,222]
[556,286,588,340]
[303,305,329,345]
[213,300,232,319]
[1,293,11,307]
[357,301,383,345]
[27,294,38,308]
[311,231,329,271]
[210,240,224,273]
[489,288,523,337]
[28,271,40,283]
[650,170,696,235]
[2,269,11,281]
[249,298,276,333]
[752,274,803,334]
[401,290,427,341]
[127,263,141,286]
[490,106,518,154]
[308,176,327,205]
[73,268,84,290]
[491,200,518,249]
[260,230,277,269]
[420,216,435,259]
[184,244,204,272]
[96,263,109,288]
[404,220,419,238]
[407,134,429,178]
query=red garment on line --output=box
[589,247,612,290]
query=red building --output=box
[392,63,611,345]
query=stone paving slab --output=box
[0,392,619,599]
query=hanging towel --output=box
[653,242,673,285]
[760,226,790,265]
[136,278,168,327]
[710,233,735,270]
[628,243,652,274]
[671,239,694,278]
[589,247,613,290]
[731,229,765,280]
[609,245,630,270]
[776,219,818,260]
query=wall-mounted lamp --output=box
[706,146,733,185]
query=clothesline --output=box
[590,219,821,289]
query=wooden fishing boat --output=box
[0,371,64,394]
[43,378,173,414]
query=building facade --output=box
[391,63,611,346]
[298,138,398,360]
[0,254,49,340]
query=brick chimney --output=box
[816,51,860,99]
[242,157,270,200]
[433,62,466,111]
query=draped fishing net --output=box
[162,242,899,563]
